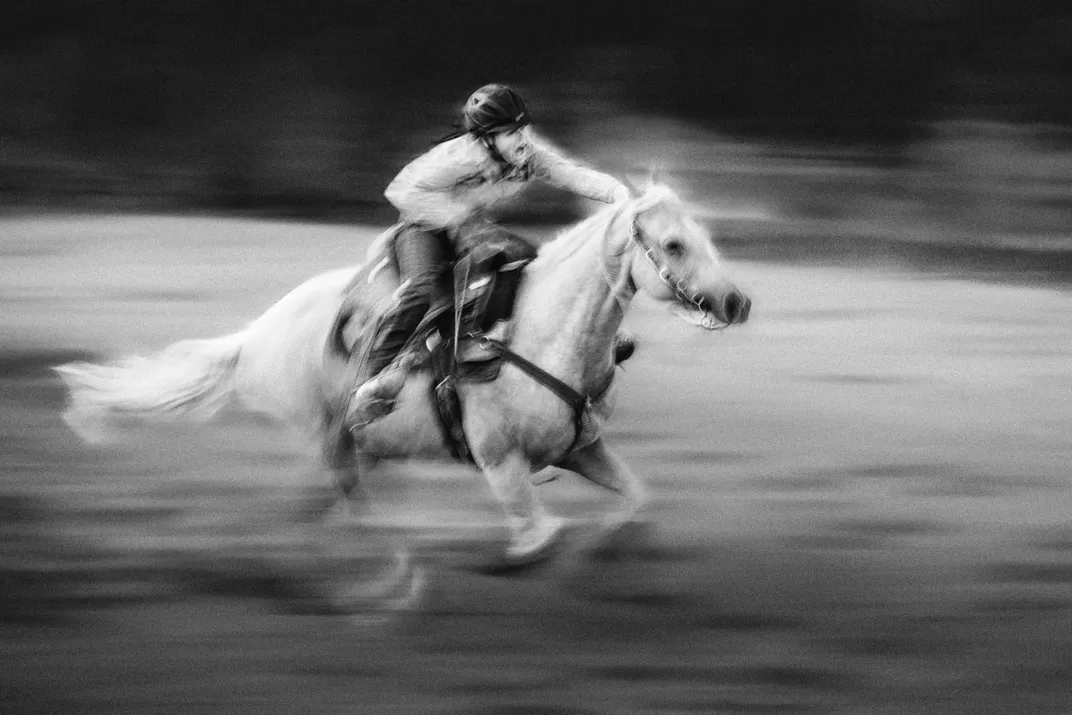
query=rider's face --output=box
[490,126,532,165]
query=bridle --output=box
[627,215,711,317]
[476,201,718,458]
[600,203,714,321]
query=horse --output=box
[55,180,750,605]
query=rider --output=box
[348,83,634,424]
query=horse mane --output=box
[534,183,680,268]
[534,202,621,266]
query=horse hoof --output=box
[503,516,567,567]
[343,565,427,626]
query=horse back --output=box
[324,225,538,462]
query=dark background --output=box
[2,0,1070,228]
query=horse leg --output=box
[480,452,566,564]
[293,424,365,523]
[287,421,418,614]
[557,437,648,534]
[320,425,374,518]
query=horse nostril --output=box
[724,291,750,324]
[724,292,740,322]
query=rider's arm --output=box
[529,136,629,204]
[384,145,485,229]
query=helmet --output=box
[462,84,530,136]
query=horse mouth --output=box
[671,303,727,330]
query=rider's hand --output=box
[458,212,492,235]
[611,184,631,204]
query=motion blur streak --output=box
[3,1,1072,713]
[4,217,1072,713]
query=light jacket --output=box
[384,133,624,230]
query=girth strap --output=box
[474,336,591,445]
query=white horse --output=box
[56,181,750,584]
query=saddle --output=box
[332,230,530,462]
[428,243,530,461]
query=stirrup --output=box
[346,391,397,430]
[345,354,416,430]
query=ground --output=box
[2,215,1072,714]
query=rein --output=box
[469,210,638,453]
[469,205,707,456]
[473,335,603,453]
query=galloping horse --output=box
[56,181,750,575]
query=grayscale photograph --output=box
[2,2,1071,713]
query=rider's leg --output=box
[346,227,449,428]
[365,226,451,377]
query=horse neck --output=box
[512,207,635,387]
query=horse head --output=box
[624,181,751,329]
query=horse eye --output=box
[663,238,685,256]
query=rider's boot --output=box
[613,332,636,365]
[345,305,425,429]
[346,355,415,429]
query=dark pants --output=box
[366,223,537,375]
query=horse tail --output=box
[54,331,247,444]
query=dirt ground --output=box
[3,215,1072,714]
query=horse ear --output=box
[645,163,663,190]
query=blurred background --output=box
[3,1,1072,714]
[2,0,1070,240]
